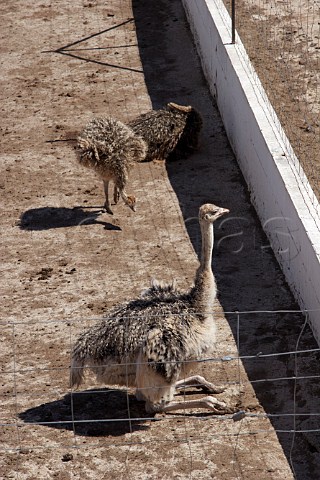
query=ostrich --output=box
[128,102,203,163]
[76,116,147,214]
[70,203,229,413]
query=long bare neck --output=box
[193,220,217,315]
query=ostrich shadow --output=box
[18,386,227,438]
[18,207,121,231]
[19,388,150,437]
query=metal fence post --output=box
[231,0,236,43]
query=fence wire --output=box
[223,0,320,202]
[1,308,320,480]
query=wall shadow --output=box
[132,0,320,475]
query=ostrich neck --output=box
[201,220,214,270]
[193,220,217,315]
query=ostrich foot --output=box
[200,396,230,413]
[151,396,230,414]
[103,202,114,215]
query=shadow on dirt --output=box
[18,387,233,436]
[132,0,320,475]
[44,18,143,74]
[18,207,121,231]
[19,388,150,437]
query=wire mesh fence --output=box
[1,309,320,478]
[223,0,320,201]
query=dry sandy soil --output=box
[1,0,320,479]
[228,0,320,198]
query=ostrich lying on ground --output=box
[128,102,203,162]
[70,203,230,413]
[76,116,147,214]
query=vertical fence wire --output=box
[11,322,21,452]
[69,321,78,449]
[289,312,309,479]
[231,310,244,480]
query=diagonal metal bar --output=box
[57,49,143,73]
[41,18,143,73]
[56,17,134,52]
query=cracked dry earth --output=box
[1,0,320,479]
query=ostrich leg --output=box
[103,180,113,214]
[175,375,225,394]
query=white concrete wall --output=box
[182,0,320,343]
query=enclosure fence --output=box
[1,308,320,479]
[223,0,320,204]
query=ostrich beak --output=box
[219,207,230,217]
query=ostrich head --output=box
[126,195,136,212]
[199,203,229,223]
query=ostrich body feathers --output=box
[77,116,147,187]
[71,280,215,387]
[128,103,203,162]
[76,116,147,212]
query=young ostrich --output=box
[128,102,203,163]
[70,203,229,413]
[76,116,147,214]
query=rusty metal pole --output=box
[231,0,236,44]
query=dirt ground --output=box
[1,0,320,479]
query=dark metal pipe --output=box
[231,0,236,44]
